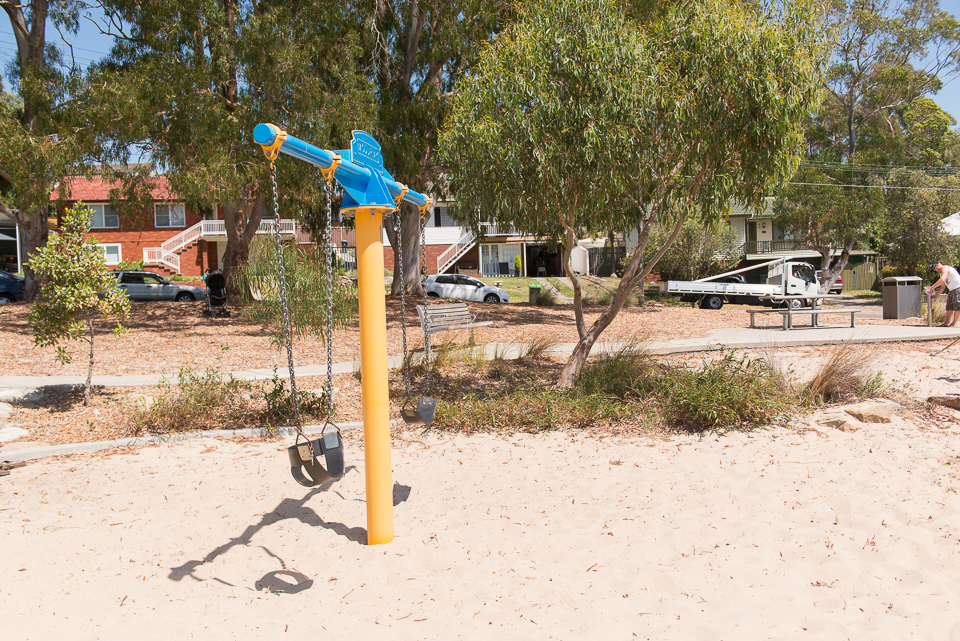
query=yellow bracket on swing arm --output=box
[418,196,433,219]
[259,125,288,165]
[321,153,342,184]
[393,183,408,206]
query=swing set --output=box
[255,123,434,545]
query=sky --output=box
[3,2,960,137]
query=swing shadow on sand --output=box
[167,467,364,585]
[167,475,414,587]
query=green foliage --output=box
[237,238,358,347]
[91,0,377,285]
[645,218,741,282]
[656,352,792,430]
[773,165,884,285]
[882,168,960,274]
[27,202,130,405]
[116,259,144,271]
[822,0,960,160]
[261,369,332,428]
[131,367,256,434]
[27,203,130,400]
[440,0,829,385]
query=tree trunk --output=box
[384,213,402,295]
[818,242,851,294]
[84,316,95,407]
[222,198,265,295]
[16,207,49,301]
[557,214,685,388]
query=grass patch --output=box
[845,289,881,299]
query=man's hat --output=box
[930,262,941,272]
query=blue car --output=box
[0,270,25,303]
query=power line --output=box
[786,180,960,191]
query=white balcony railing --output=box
[145,219,297,274]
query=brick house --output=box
[51,176,296,278]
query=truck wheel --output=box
[700,295,724,310]
[789,298,805,309]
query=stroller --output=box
[202,270,230,318]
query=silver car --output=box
[111,271,206,302]
[423,274,510,303]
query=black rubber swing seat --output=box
[400,397,437,426]
[287,430,345,488]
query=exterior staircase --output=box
[143,219,296,274]
[436,229,476,274]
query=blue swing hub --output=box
[252,124,431,216]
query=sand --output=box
[4,410,960,640]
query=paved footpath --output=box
[1,323,956,390]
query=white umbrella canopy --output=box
[942,212,960,236]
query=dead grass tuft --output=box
[802,342,884,405]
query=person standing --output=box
[927,261,960,327]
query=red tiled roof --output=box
[51,176,179,202]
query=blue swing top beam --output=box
[253,123,431,214]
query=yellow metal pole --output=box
[354,208,394,545]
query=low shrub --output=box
[576,345,658,398]
[261,369,332,427]
[656,352,792,431]
[131,367,256,434]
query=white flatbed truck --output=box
[666,257,820,310]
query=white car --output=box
[423,274,510,303]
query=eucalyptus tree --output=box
[824,0,960,160]
[93,0,376,290]
[882,169,960,274]
[773,165,884,290]
[354,0,511,295]
[441,0,829,386]
[0,0,86,299]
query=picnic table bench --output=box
[748,306,861,330]
[417,302,493,358]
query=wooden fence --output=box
[843,261,878,292]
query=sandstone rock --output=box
[927,396,960,410]
[818,417,860,433]
[131,394,155,409]
[0,426,29,442]
[845,402,897,424]
[0,402,11,419]
[0,388,44,404]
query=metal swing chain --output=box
[268,161,306,442]
[420,208,430,388]
[395,211,412,400]
[323,179,335,416]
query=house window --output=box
[96,243,122,265]
[434,205,458,228]
[87,204,119,229]
[155,203,186,228]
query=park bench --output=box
[417,302,493,359]
[748,307,861,330]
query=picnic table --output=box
[749,294,860,330]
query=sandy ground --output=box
[3,417,960,640]
[4,301,960,638]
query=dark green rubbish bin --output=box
[528,284,541,304]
